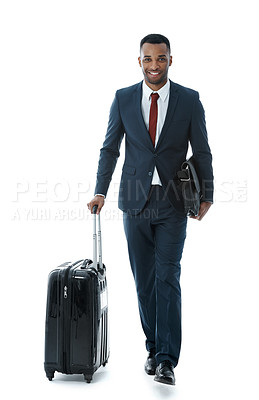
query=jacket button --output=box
[148,172,152,176]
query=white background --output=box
[1,0,258,399]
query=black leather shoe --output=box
[154,361,175,385]
[144,349,156,375]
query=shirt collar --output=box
[142,79,170,102]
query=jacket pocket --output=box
[122,164,136,175]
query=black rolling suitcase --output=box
[44,206,109,383]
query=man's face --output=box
[138,43,172,90]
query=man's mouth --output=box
[148,71,160,76]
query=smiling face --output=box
[138,42,172,90]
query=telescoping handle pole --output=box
[92,205,103,271]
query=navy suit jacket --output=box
[95,80,214,215]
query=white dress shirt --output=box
[141,79,170,185]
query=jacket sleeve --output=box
[94,91,125,197]
[189,92,214,202]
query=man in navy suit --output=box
[88,34,213,385]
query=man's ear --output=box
[169,56,173,66]
[138,57,142,67]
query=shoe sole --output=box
[145,369,156,376]
[154,376,175,386]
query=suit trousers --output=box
[123,185,187,367]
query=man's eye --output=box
[143,58,151,62]
[159,58,166,62]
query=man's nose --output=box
[150,61,159,70]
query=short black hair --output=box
[140,34,171,53]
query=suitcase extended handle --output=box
[92,205,103,271]
[92,205,98,214]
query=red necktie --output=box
[149,93,159,146]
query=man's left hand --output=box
[190,201,212,221]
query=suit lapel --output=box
[134,80,179,149]
[156,80,179,148]
[134,82,155,149]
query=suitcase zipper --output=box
[62,267,72,374]
[62,261,83,373]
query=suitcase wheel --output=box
[102,361,107,367]
[46,371,55,381]
[84,374,92,383]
